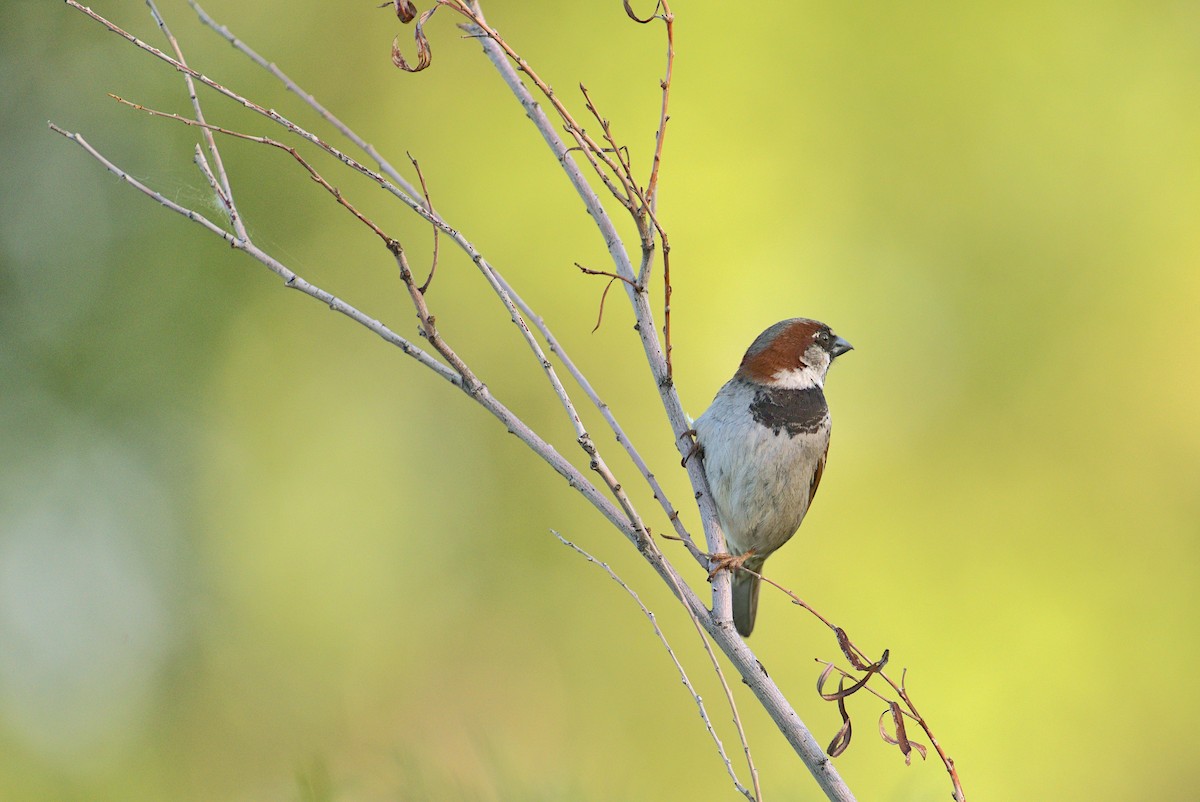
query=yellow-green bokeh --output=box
[3,1,1198,799]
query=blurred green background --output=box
[3,1,1198,799]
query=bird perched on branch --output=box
[693,318,853,637]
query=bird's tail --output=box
[732,558,765,637]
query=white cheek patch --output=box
[770,366,823,390]
[769,345,831,389]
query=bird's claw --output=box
[706,550,754,581]
[680,428,702,467]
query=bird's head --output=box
[734,318,853,390]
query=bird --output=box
[692,318,853,637]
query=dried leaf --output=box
[826,677,852,757]
[592,276,618,333]
[816,662,839,700]
[878,702,928,766]
[391,6,438,72]
[835,626,871,672]
[878,704,900,746]
[623,0,662,24]
[386,0,418,23]
[816,655,885,701]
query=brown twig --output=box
[575,262,639,288]
[110,99,381,231]
[579,84,639,207]
[622,0,673,211]
[576,262,639,333]
[438,4,636,216]
[619,1,675,379]
[188,0,424,202]
[732,563,964,801]
[107,94,487,393]
[436,0,679,381]
[408,152,441,294]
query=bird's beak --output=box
[829,336,853,358]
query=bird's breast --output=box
[694,380,831,557]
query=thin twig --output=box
[578,83,639,206]
[51,121,671,554]
[464,0,736,649]
[144,0,245,237]
[635,0,674,209]
[389,241,482,390]
[47,124,453,382]
[79,2,663,559]
[555,532,756,801]
[491,273,706,565]
[191,144,230,218]
[107,91,657,554]
[186,0,423,201]
[576,261,639,334]
[575,261,639,288]
[65,0,427,209]
[738,562,963,800]
[661,225,673,379]
[408,153,440,295]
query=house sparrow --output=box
[693,318,853,637]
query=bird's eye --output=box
[816,330,832,344]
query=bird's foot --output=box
[706,549,755,581]
[680,428,702,467]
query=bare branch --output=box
[187,0,423,200]
[103,91,660,564]
[460,4,715,547]
[191,144,229,217]
[555,532,757,801]
[454,9,865,798]
[640,0,675,209]
[46,125,452,382]
[144,0,245,237]
[491,274,706,565]
[48,121,642,555]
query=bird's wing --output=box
[807,443,828,508]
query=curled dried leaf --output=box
[391,6,438,72]
[816,653,888,701]
[835,626,871,672]
[878,702,928,766]
[623,0,663,24]
[826,677,852,757]
[908,739,928,764]
[816,662,837,698]
[878,703,900,745]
